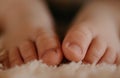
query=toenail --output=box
[41,48,61,65]
[66,42,82,55]
[41,48,57,57]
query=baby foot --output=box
[0,0,62,67]
[62,1,120,64]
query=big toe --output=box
[35,28,63,65]
[62,24,93,62]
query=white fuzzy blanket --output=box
[0,60,120,78]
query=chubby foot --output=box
[0,0,63,67]
[62,1,120,64]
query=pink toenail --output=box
[66,43,82,55]
[41,48,61,65]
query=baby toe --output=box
[99,48,117,64]
[19,41,37,63]
[36,29,63,65]
[8,47,23,67]
[84,37,106,64]
[63,25,93,62]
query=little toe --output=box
[63,25,93,62]
[8,47,23,67]
[36,30,63,65]
[19,41,37,63]
[84,37,106,64]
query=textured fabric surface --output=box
[0,60,120,78]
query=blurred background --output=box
[46,0,84,42]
